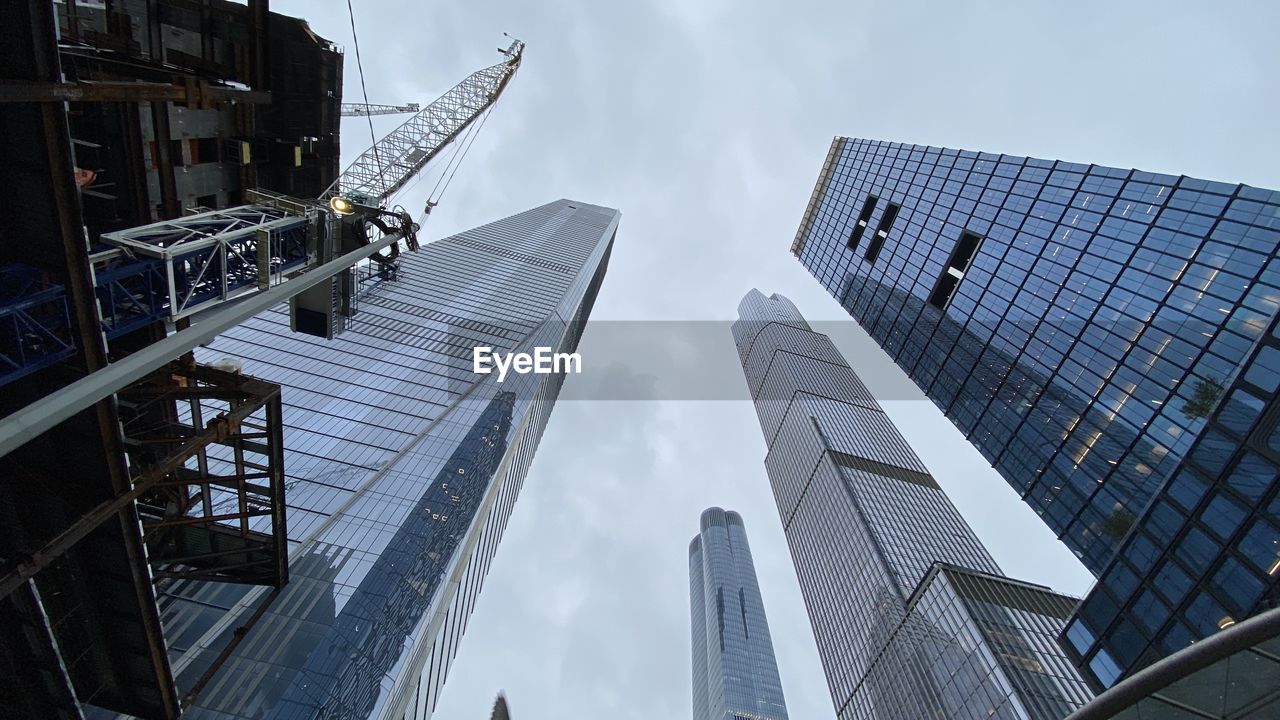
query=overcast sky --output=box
[272,2,1280,717]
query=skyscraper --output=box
[153,200,619,719]
[689,507,789,720]
[734,289,1092,719]
[790,137,1280,687]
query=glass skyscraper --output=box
[149,200,619,719]
[733,289,1092,719]
[689,507,789,720]
[790,137,1280,689]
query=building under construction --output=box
[2,2,338,717]
[0,3,558,719]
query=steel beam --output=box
[0,366,279,599]
[0,227,406,459]
[0,80,271,105]
[340,102,420,117]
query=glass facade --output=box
[1063,309,1280,690]
[689,507,789,720]
[733,290,1092,719]
[150,200,619,719]
[790,138,1280,687]
[1065,607,1280,720]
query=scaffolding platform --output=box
[0,264,76,387]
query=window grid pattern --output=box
[734,290,1091,719]
[1064,311,1280,691]
[156,200,619,720]
[690,509,790,720]
[791,137,1280,691]
[793,137,1280,578]
[849,567,1093,720]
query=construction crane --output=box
[340,102,420,117]
[0,32,526,720]
[0,37,526,456]
[328,37,525,205]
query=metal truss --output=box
[90,252,167,340]
[340,102,420,117]
[0,264,77,387]
[97,205,321,322]
[119,361,288,588]
[329,39,524,204]
[0,359,288,598]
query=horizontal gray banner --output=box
[545,320,957,401]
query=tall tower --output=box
[789,137,1280,689]
[154,200,620,719]
[734,289,1093,720]
[689,507,789,720]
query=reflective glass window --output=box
[1127,531,1161,573]
[1102,562,1140,599]
[1131,589,1169,635]
[1244,346,1280,393]
[1158,619,1196,656]
[1154,559,1194,605]
[1191,428,1237,476]
[1176,528,1220,575]
[1147,501,1186,545]
[1239,518,1280,575]
[1089,648,1122,687]
[1200,494,1248,541]
[1066,618,1096,655]
[1107,616,1148,666]
[1225,452,1277,502]
[1218,388,1265,436]
[1166,467,1210,512]
[1212,557,1265,615]
[1185,591,1231,636]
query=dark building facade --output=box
[733,290,1092,719]
[790,137,1280,687]
[148,200,619,719]
[1,4,341,718]
[689,507,789,720]
[54,0,343,230]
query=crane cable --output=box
[427,104,493,207]
[345,0,387,183]
[385,110,476,209]
[400,92,504,229]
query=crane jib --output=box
[326,40,524,207]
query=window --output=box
[192,137,221,165]
[928,230,983,309]
[847,194,877,251]
[863,202,899,263]
[1088,647,1122,687]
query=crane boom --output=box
[328,39,524,204]
[340,102,421,117]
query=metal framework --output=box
[120,361,288,588]
[0,264,76,386]
[96,204,321,322]
[0,225,409,460]
[340,101,420,117]
[328,38,524,203]
[0,79,270,107]
[0,361,287,600]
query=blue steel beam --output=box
[0,264,76,386]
